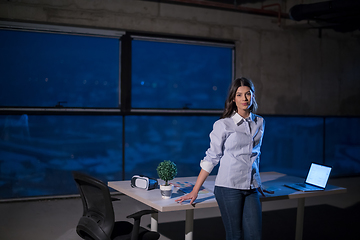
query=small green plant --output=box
[156,160,177,186]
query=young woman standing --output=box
[176,77,272,240]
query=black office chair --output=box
[72,171,160,240]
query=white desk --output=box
[108,172,346,240]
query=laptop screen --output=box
[305,163,332,188]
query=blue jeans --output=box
[214,186,262,240]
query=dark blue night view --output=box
[0,30,119,108]
[132,40,233,109]
[0,29,359,200]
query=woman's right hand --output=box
[175,191,198,205]
[175,169,209,205]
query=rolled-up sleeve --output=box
[200,160,214,173]
[200,120,227,174]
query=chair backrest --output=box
[73,171,115,240]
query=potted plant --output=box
[156,160,177,199]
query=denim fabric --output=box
[214,186,262,240]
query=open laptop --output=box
[284,163,332,192]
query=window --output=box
[124,115,220,179]
[325,117,360,176]
[131,38,233,109]
[0,114,123,198]
[0,29,120,108]
[261,116,324,177]
[0,24,234,199]
[1,24,359,199]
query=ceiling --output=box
[149,0,360,33]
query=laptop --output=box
[284,163,332,192]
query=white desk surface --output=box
[108,172,346,212]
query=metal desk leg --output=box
[185,209,194,240]
[151,209,158,232]
[295,198,305,240]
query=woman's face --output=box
[233,86,253,112]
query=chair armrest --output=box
[127,209,158,240]
[126,209,158,220]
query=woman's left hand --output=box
[258,187,275,197]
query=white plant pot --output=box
[160,184,174,199]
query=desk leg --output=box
[151,209,158,232]
[295,198,305,240]
[185,209,194,240]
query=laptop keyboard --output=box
[296,183,307,187]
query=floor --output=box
[0,176,359,240]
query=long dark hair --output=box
[221,77,258,119]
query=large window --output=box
[124,115,219,179]
[0,29,120,108]
[261,116,360,178]
[0,114,123,199]
[131,38,233,109]
[325,117,360,176]
[0,23,234,199]
[1,22,359,200]
[261,116,324,176]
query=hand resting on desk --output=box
[175,190,198,205]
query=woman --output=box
[175,77,272,240]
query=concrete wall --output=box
[1,0,359,116]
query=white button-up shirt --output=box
[200,112,265,189]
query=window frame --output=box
[0,22,235,189]
[0,20,124,115]
[128,34,235,113]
